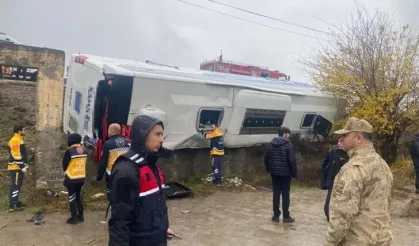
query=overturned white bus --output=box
[63,54,338,160]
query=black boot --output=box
[283,216,295,223]
[66,217,78,225]
[271,215,280,223]
[77,211,84,223]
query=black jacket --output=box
[108,115,169,246]
[96,134,130,181]
[410,137,419,168]
[264,137,297,177]
[320,146,349,189]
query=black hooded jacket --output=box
[108,115,171,246]
[264,136,297,177]
[410,136,419,168]
[320,146,349,189]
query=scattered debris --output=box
[203,176,214,183]
[225,177,243,186]
[164,182,192,199]
[244,184,256,190]
[27,212,44,225]
[60,191,68,195]
[92,193,105,198]
[47,191,60,197]
[254,186,272,192]
[181,210,190,214]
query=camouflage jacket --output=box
[325,145,394,246]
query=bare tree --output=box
[302,7,419,162]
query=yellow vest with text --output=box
[7,133,28,171]
[65,144,88,180]
[204,128,225,156]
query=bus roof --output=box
[72,53,331,98]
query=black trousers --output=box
[271,175,291,218]
[106,174,112,201]
[415,168,419,190]
[66,183,84,218]
[9,170,24,206]
[324,187,333,221]
[128,239,167,246]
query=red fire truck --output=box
[200,55,289,81]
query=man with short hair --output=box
[409,133,419,194]
[325,117,393,245]
[320,138,349,221]
[7,125,28,212]
[264,126,297,223]
[96,123,130,201]
[108,115,169,246]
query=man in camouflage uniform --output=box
[325,117,393,246]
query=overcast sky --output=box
[2,0,418,82]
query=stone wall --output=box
[158,137,330,182]
[0,44,66,189]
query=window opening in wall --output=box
[197,108,224,130]
[74,91,82,115]
[240,108,286,135]
[301,113,317,128]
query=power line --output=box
[174,0,327,40]
[208,0,332,36]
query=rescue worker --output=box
[409,133,419,194]
[96,123,130,201]
[200,123,224,186]
[320,138,349,221]
[62,133,88,225]
[264,126,297,223]
[108,115,169,246]
[325,117,393,245]
[8,125,28,212]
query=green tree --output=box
[302,7,419,163]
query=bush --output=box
[391,159,415,187]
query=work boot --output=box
[271,215,280,223]
[77,211,84,223]
[66,217,78,225]
[283,216,295,223]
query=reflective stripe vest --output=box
[65,144,87,180]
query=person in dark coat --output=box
[264,126,297,223]
[409,133,419,194]
[108,115,171,246]
[96,123,130,201]
[320,138,349,221]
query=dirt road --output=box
[0,187,418,246]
